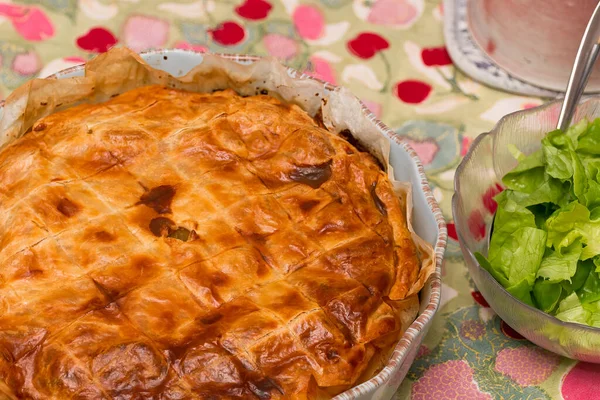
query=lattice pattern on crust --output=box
[0,86,421,400]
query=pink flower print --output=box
[523,102,539,109]
[416,344,430,358]
[0,3,54,41]
[400,137,439,165]
[367,0,419,28]
[495,346,560,385]
[307,56,337,85]
[412,360,492,399]
[122,15,169,52]
[263,34,299,61]
[64,56,86,63]
[361,99,383,119]
[460,135,472,156]
[293,5,324,40]
[460,320,486,341]
[562,363,600,400]
[173,41,208,53]
[11,51,39,76]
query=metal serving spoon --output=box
[486,2,600,249]
[557,0,600,131]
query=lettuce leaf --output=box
[577,269,600,304]
[542,131,574,180]
[475,252,509,288]
[555,293,590,324]
[566,119,590,145]
[480,118,600,327]
[571,147,600,208]
[533,278,562,313]
[501,150,565,207]
[563,259,593,293]
[506,279,536,307]
[501,176,565,208]
[546,202,600,260]
[576,119,600,154]
[536,240,582,283]
[487,192,547,288]
[583,299,600,328]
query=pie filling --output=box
[0,86,422,400]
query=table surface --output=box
[0,0,597,399]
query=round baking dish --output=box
[0,49,447,399]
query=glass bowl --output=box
[452,97,600,362]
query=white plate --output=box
[443,0,559,98]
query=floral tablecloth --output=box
[0,0,598,399]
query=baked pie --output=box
[0,54,431,400]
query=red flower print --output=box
[447,223,458,241]
[482,183,504,214]
[500,320,525,340]
[562,363,600,400]
[209,21,246,46]
[393,80,432,104]
[471,291,490,307]
[235,0,272,20]
[421,46,452,66]
[347,32,389,59]
[467,209,486,241]
[76,27,118,53]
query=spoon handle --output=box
[557,1,600,132]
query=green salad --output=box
[477,118,600,327]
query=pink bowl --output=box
[467,0,600,92]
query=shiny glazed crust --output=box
[0,86,421,400]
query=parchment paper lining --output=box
[0,47,434,336]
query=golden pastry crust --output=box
[0,86,421,399]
